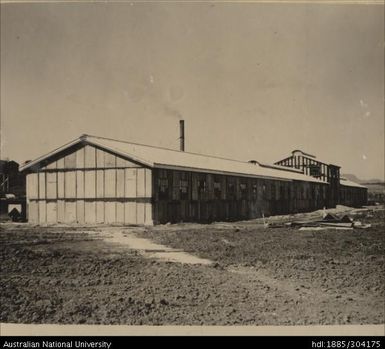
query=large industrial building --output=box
[19,127,367,225]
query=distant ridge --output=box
[342,174,384,185]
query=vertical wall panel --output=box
[137,169,145,197]
[207,174,214,200]
[116,156,127,167]
[104,152,116,167]
[96,149,105,168]
[221,176,227,200]
[125,169,137,197]
[84,171,96,198]
[58,172,65,198]
[116,202,124,223]
[27,173,39,199]
[145,203,152,225]
[76,171,85,198]
[96,170,104,198]
[64,152,76,168]
[57,200,65,223]
[65,171,76,198]
[275,182,280,201]
[65,201,76,223]
[96,201,104,223]
[116,169,125,198]
[46,202,57,223]
[137,202,145,224]
[46,172,57,199]
[76,200,85,224]
[38,201,46,223]
[105,202,116,223]
[152,170,159,202]
[235,177,241,200]
[57,158,65,169]
[171,171,179,201]
[192,173,198,200]
[85,202,96,223]
[28,201,39,224]
[38,172,46,199]
[76,147,85,168]
[145,169,152,197]
[84,146,96,168]
[124,202,137,224]
[104,169,116,197]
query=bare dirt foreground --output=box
[0,207,384,325]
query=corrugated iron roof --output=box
[20,135,328,184]
[340,178,367,189]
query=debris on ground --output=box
[265,209,374,230]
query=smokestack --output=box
[179,120,185,151]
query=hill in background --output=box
[342,174,384,185]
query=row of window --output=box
[157,170,327,201]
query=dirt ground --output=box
[0,206,384,325]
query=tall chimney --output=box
[179,120,185,151]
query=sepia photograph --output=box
[0,0,384,338]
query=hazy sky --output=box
[1,2,384,180]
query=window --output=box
[198,178,206,199]
[252,182,258,199]
[158,178,169,200]
[179,179,189,200]
[227,180,235,199]
[240,182,247,199]
[309,164,321,177]
[214,179,221,199]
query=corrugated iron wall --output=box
[152,168,328,224]
[339,185,368,208]
[26,145,153,225]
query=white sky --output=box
[1,2,384,180]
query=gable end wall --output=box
[26,144,153,225]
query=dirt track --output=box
[0,207,384,325]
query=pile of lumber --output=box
[266,213,371,230]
